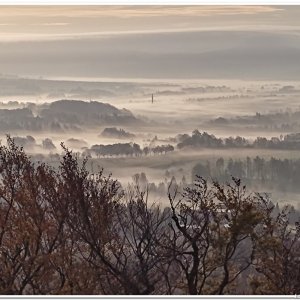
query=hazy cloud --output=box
[0,5,294,43]
[0,5,283,18]
[0,23,17,26]
[32,22,70,26]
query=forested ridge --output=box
[0,137,299,295]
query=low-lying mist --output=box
[1,76,300,207]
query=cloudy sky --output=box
[1,5,300,80]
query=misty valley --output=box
[1,76,300,210]
[2,74,300,295]
[3,5,300,295]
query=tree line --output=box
[0,137,299,295]
[193,156,300,193]
[86,143,174,158]
[14,130,300,160]
[177,130,300,150]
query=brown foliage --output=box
[0,137,299,294]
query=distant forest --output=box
[11,129,300,160]
[207,108,300,132]
[177,129,300,150]
[193,156,300,193]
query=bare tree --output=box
[251,206,300,294]
[166,176,272,294]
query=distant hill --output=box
[0,99,142,133]
[0,108,37,131]
[40,100,140,127]
[46,100,119,115]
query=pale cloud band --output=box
[0,5,289,42]
[0,5,283,18]
[30,23,70,26]
[1,25,300,43]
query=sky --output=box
[1,5,300,80]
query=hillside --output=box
[0,99,142,132]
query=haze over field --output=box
[1,5,300,207]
